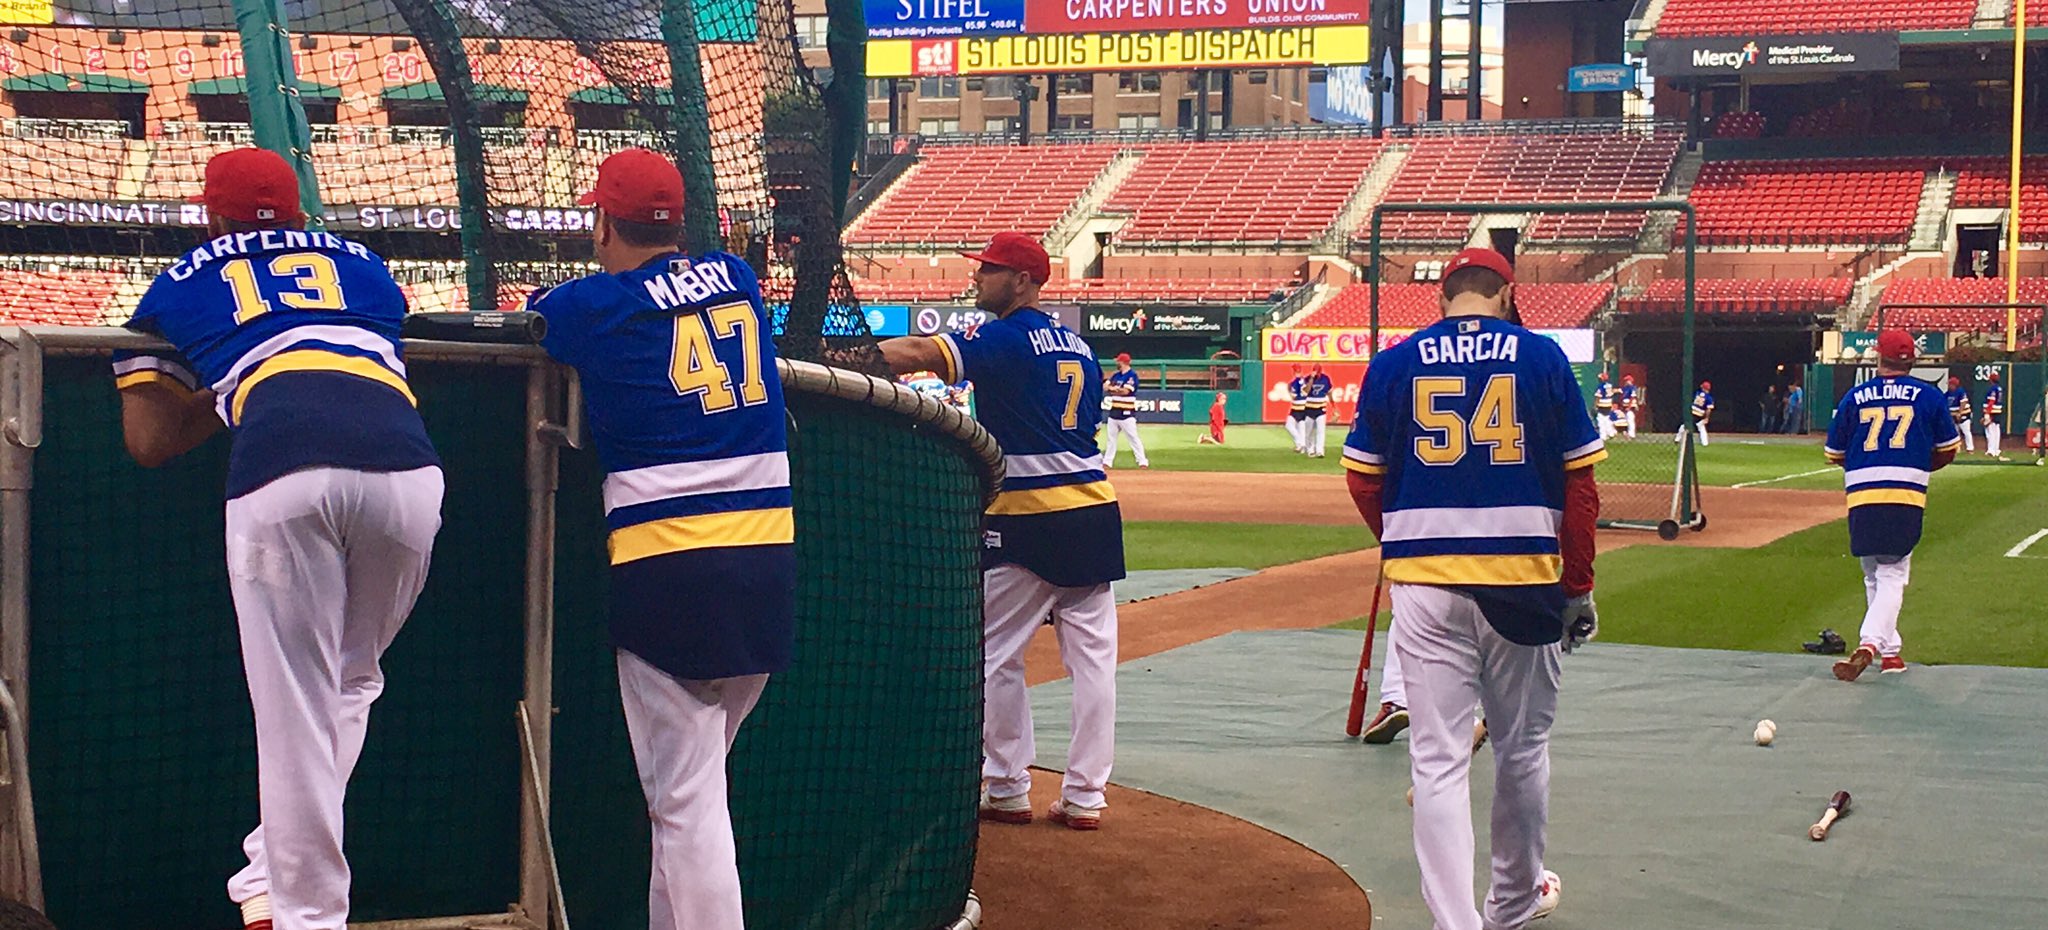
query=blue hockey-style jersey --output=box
[1303,372,1334,412]
[1945,385,1971,420]
[529,250,793,680]
[1690,389,1714,418]
[1106,368,1140,417]
[931,308,1125,587]
[1343,315,1605,591]
[113,228,437,498]
[1984,383,2005,418]
[1824,375,1961,558]
[1594,382,1615,411]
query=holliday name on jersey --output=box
[1027,326,1092,356]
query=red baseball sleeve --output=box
[1346,469,1384,541]
[1561,467,1598,597]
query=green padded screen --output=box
[27,355,529,928]
[550,391,985,930]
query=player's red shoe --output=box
[1833,645,1877,682]
[979,790,1032,825]
[1048,797,1103,831]
[1361,703,1409,744]
[1880,654,1907,674]
[240,893,272,930]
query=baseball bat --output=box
[1808,790,1852,841]
[401,310,548,345]
[1345,576,1387,737]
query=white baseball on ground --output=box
[1754,719,1777,746]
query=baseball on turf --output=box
[1754,720,1776,746]
[1406,786,1414,807]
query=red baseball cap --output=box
[1876,330,1916,363]
[580,148,683,225]
[1443,248,1515,285]
[1115,352,1131,363]
[962,231,1051,285]
[190,148,305,225]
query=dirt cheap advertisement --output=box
[1262,363,1364,424]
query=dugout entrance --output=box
[1364,200,1705,539]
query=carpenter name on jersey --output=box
[530,251,793,681]
[1342,316,1604,641]
[1106,368,1140,419]
[111,229,437,499]
[931,308,1125,587]
[1824,376,1961,558]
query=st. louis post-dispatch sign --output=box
[864,0,1365,39]
[868,23,1368,75]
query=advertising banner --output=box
[863,0,1025,39]
[1129,388,1188,423]
[1260,362,1364,424]
[907,303,1079,334]
[861,304,911,337]
[0,197,603,233]
[1645,33,1899,78]
[1566,63,1632,93]
[1259,326,1596,364]
[1081,305,1229,337]
[1308,63,1372,124]
[1020,0,1368,34]
[868,24,1368,75]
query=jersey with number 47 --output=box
[1825,375,1960,557]
[929,307,1124,587]
[1343,315,1605,589]
[528,250,792,681]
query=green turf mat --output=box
[1029,631,2048,930]
[1116,568,1256,603]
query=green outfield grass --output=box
[1124,521,1372,572]
[1100,424,1345,475]
[1130,439,2048,668]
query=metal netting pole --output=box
[663,0,723,255]
[385,0,497,312]
[227,0,327,224]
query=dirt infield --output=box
[974,470,1846,930]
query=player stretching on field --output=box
[1592,372,1617,440]
[1826,331,1959,682]
[1983,371,2006,459]
[1616,374,1640,438]
[1945,376,1975,452]
[880,232,1125,830]
[1286,364,1311,453]
[1103,352,1148,468]
[1678,380,1713,446]
[113,149,443,930]
[1302,363,1334,457]
[1344,248,1600,930]
[528,149,794,927]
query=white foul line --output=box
[1732,467,1836,489]
[2005,529,2048,559]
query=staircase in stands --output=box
[1044,148,1147,254]
[1976,0,2013,28]
[1637,147,1703,254]
[1316,143,1411,253]
[1910,168,1956,252]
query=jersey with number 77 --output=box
[1824,375,1960,557]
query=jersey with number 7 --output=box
[1824,375,1960,558]
[928,307,1124,587]
[527,250,794,681]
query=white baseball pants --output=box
[1987,421,2003,457]
[1677,421,1709,446]
[224,466,444,930]
[1596,413,1616,440]
[1391,584,1561,930]
[1621,411,1637,438]
[981,563,1117,810]
[1957,418,1975,451]
[1103,417,1147,467]
[1857,554,1911,657]
[1308,414,1328,456]
[1377,633,1406,708]
[1285,415,1306,452]
[617,650,769,930]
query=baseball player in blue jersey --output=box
[1344,248,1601,930]
[526,149,793,928]
[1285,365,1310,453]
[1945,376,1975,452]
[1983,371,2006,458]
[1825,331,1960,681]
[1592,372,1617,440]
[1302,363,1334,457]
[1102,352,1148,468]
[112,148,443,930]
[1678,381,1713,446]
[1616,374,1640,438]
[879,231,1125,830]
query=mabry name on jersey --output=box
[642,257,740,310]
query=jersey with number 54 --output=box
[1343,315,1604,588]
[528,250,792,681]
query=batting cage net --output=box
[1362,200,1705,537]
[0,0,992,925]
[1870,300,2048,464]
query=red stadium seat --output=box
[1366,133,1682,245]
[1656,0,1972,36]
[1678,159,1926,247]
[1617,277,1853,319]
[1302,282,1612,329]
[844,144,1121,248]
